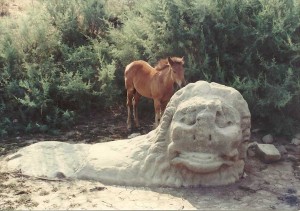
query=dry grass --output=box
[0,0,39,19]
[0,0,10,16]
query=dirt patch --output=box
[0,106,154,156]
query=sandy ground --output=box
[1,140,300,210]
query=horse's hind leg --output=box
[153,99,162,128]
[133,92,141,128]
[126,89,134,130]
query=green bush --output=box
[0,0,299,137]
[0,0,118,137]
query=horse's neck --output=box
[157,67,174,88]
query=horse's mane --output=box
[154,57,183,71]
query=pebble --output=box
[291,138,300,145]
[287,154,299,162]
[262,134,273,144]
[128,133,141,139]
[295,133,300,139]
[251,128,261,133]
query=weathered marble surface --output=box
[5,81,251,187]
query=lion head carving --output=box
[137,81,251,187]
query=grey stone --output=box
[291,138,300,145]
[251,128,261,133]
[262,134,273,144]
[256,144,281,163]
[295,133,300,139]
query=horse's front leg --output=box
[133,92,141,128]
[126,90,134,130]
[153,99,162,128]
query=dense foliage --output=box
[0,0,299,137]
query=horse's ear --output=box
[181,56,185,64]
[168,57,174,66]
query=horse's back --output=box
[124,60,156,97]
[125,60,156,82]
[125,60,153,75]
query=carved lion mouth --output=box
[170,151,235,173]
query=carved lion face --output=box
[167,96,243,174]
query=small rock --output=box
[128,133,141,139]
[256,144,281,163]
[277,145,288,155]
[291,138,300,145]
[262,134,273,144]
[242,172,248,178]
[247,142,258,157]
[66,131,81,137]
[295,133,300,139]
[91,128,100,134]
[251,128,261,133]
[89,186,107,192]
[287,154,299,162]
[25,139,38,144]
[55,172,66,179]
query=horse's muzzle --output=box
[175,80,186,91]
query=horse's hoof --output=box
[127,127,133,133]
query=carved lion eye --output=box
[187,118,196,125]
[180,117,185,123]
[180,116,195,125]
[215,108,235,128]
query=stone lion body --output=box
[5,81,251,187]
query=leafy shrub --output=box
[110,0,300,136]
[0,0,299,138]
[0,0,118,137]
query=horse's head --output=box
[168,57,186,88]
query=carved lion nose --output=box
[196,110,215,125]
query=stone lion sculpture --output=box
[4,81,251,187]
